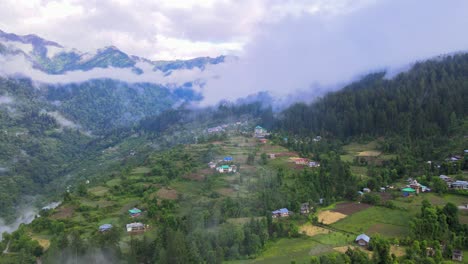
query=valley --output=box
[0,27,467,264]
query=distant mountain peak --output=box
[0,29,62,48]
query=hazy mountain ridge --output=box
[0,29,225,75]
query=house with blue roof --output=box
[355,234,370,247]
[99,224,113,232]
[224,156,233,162]
[272,208,290,218]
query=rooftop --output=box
[355,234,370,243]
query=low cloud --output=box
[198,0,468,105]
[0,53,221,90]
[0,95,13,105]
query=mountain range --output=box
[0,29,225,75]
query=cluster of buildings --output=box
[290,157,321,168]
[99,207,148,234]
[439,175,468,190]
[208,156,237,174]
[254,126,269,138]
[271,203,311,218]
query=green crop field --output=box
[332,206,411,238]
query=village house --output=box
[268,153,276,159]
[439,175,452,182]
[313,136,322,142]
[363,188,371,193]
[254,125,268,138]
[208,161,217,169]
[259,138,268,144]
[99,224,112,232]
[217,165,236,173]
[308,161,320,168]
[355,234,370,247]
[126,222,146,233]
[128,208,142,217]
[295,158,309,165]
[426,247,435,257]
[402,187,416,197]
[452,249,463,262]
[207,126,224,134]
[409,179,422,194]
[223,156,233,162]
[272,208,290,218]
[300,203,311,215]
[451,180,468,190]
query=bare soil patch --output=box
[32,237,51,250]
[333,202,371,215]
[317,210,347,224]
[357,151,382,157]
[156,187,178,200]
[274,152,298,157]
[299,223,330,236]
[51,206,74,219]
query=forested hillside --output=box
[279,54,468,140]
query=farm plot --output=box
[299,223,329,236]
[332,206,410,238]
[317,210,347,224]
[333,202,371,215]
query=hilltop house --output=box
[129,208,142,217]
[355,234,370,247]
[99,224,112,232]
[126,222,146,233]
[452,249,463,262]
[272,208,290,218]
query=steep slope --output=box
[279,54,468,140]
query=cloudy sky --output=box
[0,0,372,60]
[1,0,468,104]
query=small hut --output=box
[355,234,370,247]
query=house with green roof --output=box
[254,125,268,138]
[129,208,142,217]
[216,165,237,173]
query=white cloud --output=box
[198,0,468,105]
[0,52,221,88]
[1,0,468,107]
[0,0,362,60]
